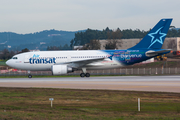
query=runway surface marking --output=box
[0,75,180,93]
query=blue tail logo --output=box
[129,19,172,50]
[148,27,166,49]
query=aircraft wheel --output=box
[85,73,90,77]
[80,73,85,77]
[28,74,32,78]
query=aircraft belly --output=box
[19,64,51,71]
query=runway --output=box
[0,76,180,93]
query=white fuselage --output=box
[6,50,123,71]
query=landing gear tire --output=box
[85,73,90,77]
[28,74,32,78]
[80,73,85,77]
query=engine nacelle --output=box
[51,65,73,75]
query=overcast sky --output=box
[0,0,180,34]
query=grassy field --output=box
[0,60,6,66]
[0,88,180,120]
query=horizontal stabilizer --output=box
[146,49,171,57]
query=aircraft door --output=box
[67,55,71,62]
[24,54,31,63]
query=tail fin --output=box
[128,19,172,50]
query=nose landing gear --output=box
[27,70,32,78]
[28,74,32,78]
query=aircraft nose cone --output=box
[6,60,11,66]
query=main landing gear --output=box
[80,73,90,77]
[80,67,90,77]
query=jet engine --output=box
[51,65,73,75]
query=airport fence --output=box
[1,67,180,76]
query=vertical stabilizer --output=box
[128,19,172,50]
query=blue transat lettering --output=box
[29,58,56,64]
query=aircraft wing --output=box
[146,49,171,56]
[55,57,106,68]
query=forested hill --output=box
[0,29,84,51]
[70,27,180,47]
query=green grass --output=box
[0,60,6,66]
[0,88,180,119]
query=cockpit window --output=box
[12,57,18,59]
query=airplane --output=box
[6,18,172,78]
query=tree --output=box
[107,28,123,39]
[70,39,74,49]
[105,28,123,50]
[170,26,176,29]
[21,48,29,53]
[70,28,110,47]
[63,44,71,50]
[0,49,15,60]
[105,40,118,50]
[81,39,100,50]
[47,44,71,51]
[47,46,60,51]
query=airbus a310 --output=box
[6,19,172,78]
